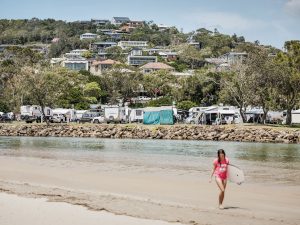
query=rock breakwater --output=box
[1,124,300,144]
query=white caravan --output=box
[20,105,53,123]
[52,108,77,122]
[292,110,300,124]
[104,106,128,123]
[129,108,144,123]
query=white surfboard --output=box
[227,164,245,185]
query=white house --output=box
[205,51,248,71]
[157,24,170,31]
[63,60,89,71]
[64,49,89,59]
[80,33,98,40]
[127,55,157,66]
[118,41,148,49]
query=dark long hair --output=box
[217,149,226,164]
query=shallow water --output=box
[0,136,300,184]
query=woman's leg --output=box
[215,177,225,206]
[220,179,227,205]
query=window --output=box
[210,113,218,121]
[136,110,142,116]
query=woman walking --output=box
[210,149,229,209]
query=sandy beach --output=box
[0,152,299,225]
[0,192,181,225]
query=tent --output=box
[143,107,174,125]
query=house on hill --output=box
[140,62,175,74]
[128,55,157,66]
[91,19,110,25]
[80,33,98,40]
[118,41,148,49]
[205,52,248,71]
[90,42,117,58]
[120,21,144,32]
[111,17,130,25]
[90,59,121,75]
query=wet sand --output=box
[0,155,299,225]
[0,192,181,225]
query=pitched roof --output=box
[140,62,174,70]
[92,59,121,66]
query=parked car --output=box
[0,113,13,123]
[78,111,100,123]
[185,112,202,124]
[50,113,65,123]
[92,115,105,124]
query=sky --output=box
[1,0,300,49]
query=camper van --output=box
[200,109,238,125]
[20,105,53,123]
[129,108,143,123]
[104,106,128,123]
[186,106,241,125]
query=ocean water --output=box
[0,136,299,184]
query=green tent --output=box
[143,108,174,125]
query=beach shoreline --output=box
[0,192,183,225]
[0,155,299,225]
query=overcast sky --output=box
[1,0,300,49]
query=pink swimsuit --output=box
[213,157,229,180]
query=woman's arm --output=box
[209,164,216,182]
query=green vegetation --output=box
[0,19,299,125]
[177,101,197,111]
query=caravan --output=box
[186,106,241,125]
[201,109,237,125]
[104,106,128,123]
[20,105,53,123]
[129,108,143,123]
[291,110,300,124]
[51,108,77,123]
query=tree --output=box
[274,41,300,125]
[246,48,277,123]
[176,73,203,104]
[142,70,177,98]
[83,82,101,103]
[105,46,125,62]
[177,44,211,69]
[147,96,173,107]
[5,67,86,123]
[81,50,93,59]
[102,68,143,106]
[177,100,197,110]
[219,64,252,122]
[0,101,9,113]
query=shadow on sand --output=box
[223,206,243,210]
